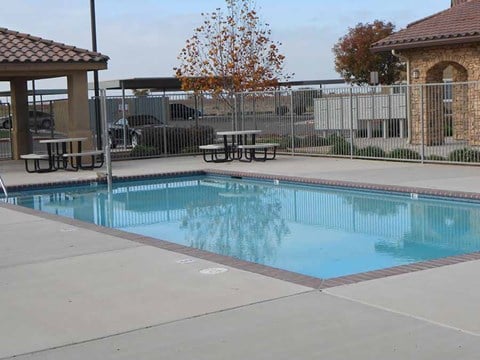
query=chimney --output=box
[451,0,471,6]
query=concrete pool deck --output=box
[1,156,480,359]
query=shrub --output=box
[130,145,159,157]
[426,154,446,161]
[387,148,421,160]
[293,105,306,115]
[356,146,386,158]
[138,125,214,155]
[279,136,292,149]
[329,136,356,155]
[448,148,480,162]
[282,135,305,149]
[297,135,329,147]
[294,136,328,149]
[187,125,215,147]
[0,130,9,139]
[325,134,350,146]
[275,105,288,116]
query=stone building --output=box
[372,0,480,146]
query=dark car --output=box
[1,110,54,130]
[108,114,165,148]
[170,103,202,120]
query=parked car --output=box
[170,103,202,120]
[108,114,165,148]
[1,110,54,130]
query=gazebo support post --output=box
[10,78,30,159]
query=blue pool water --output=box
[9,175,480,279]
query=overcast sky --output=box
[1,0,451,90]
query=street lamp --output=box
[90,0,102,149]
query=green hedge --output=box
[0,130,9,139]
[426,154,446,161]
[448,148,480,162]
[138,125,214,155]
[328,136,356,155]
[130,145,159,157]
[387,148,421,160]
[356,146,386,158]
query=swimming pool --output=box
[8,174,480,279]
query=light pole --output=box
[90,0,102,150]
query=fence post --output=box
[233,93,237,131]
[49,100,54,139]
[7,103,12,159]
[100,89,113,193]
[290,90,295,156]
[194,93,199,128]
[161,97,168,156]
[349,87,354,159]
[420,85,425,163]
[121,84,127,149]
[241,92,245,131]
[253,92,257,130]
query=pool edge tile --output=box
[4,169,480,290]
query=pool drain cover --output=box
[200,267,228,275]
[176,259,195,264]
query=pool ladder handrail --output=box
[0,174,7,200]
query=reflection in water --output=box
[9,176,480,278]
[180,182,289,263]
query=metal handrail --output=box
[0,175,7,199]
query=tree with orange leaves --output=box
[175,0,289,100]
[333,20,404,85]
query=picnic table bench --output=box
[63,150,104,171]
[20,153,51,173]
[237,143,279,162]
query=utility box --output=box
[314,92,407,137]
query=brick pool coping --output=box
[3,168,480,290]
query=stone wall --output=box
[399,44,480,146]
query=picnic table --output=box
[21,137,104,172]
[199,130,279,162]
[39,137,87,170]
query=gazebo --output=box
[371,0,480,146]
[0,27,109,159]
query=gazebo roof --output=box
[372,0,480,52]
[0,27,109,64]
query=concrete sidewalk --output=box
[3,155,480,193]
[1,156,480,359]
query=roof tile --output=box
[0,27,109,64]
[372,0,480,51]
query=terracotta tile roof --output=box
[372,0,480,52]
[0,27,109,64]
